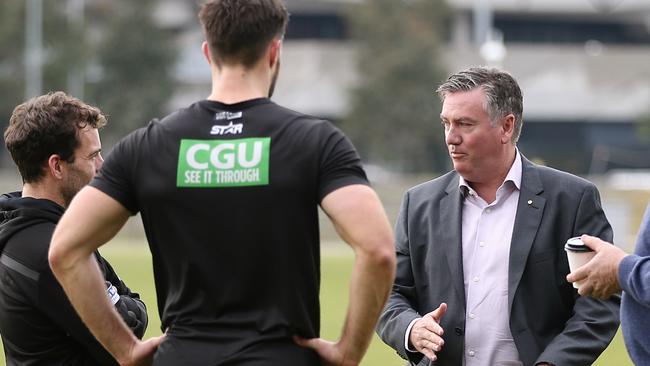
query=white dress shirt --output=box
[459,151,523,366]
[405,150,524,366]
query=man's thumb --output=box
[431,302,447,322]
[581,234,604,251]
[145,334,165,349]
[293,335,321,350]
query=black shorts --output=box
[153,336,320,366]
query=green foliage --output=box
[0,1,31,166]
[86,0,176,143]
[343,0,450,173]
[0,2,25,118]
[0,1,82,165]
[0,0,176,164]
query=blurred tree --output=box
[0,0,176,167]
[343,0,449,173]
[0,2,25,158]
[86,0,176,145]
[0,1,83,166]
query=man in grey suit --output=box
[377,67,620,366]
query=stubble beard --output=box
[60,164,92,208]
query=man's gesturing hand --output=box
[409,303,447,361]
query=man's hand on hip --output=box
[294,336,359,366]
[409,303,447,361]
[121,335,165,366]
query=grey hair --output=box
[436,67,523,143]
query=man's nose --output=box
[445,126,461,145]
[95,153,104,172]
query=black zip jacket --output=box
[0,192,147,365]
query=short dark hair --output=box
[436,67,524,143]
[198,0,289,68]
[4,91,107,183]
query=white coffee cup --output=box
[565,236,596,289]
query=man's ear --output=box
[48,155,64,180]
[202,41,212,65]
[501,114,516,144]
[269,38,282,68]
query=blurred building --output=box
[158,0,650,174]
[448,0,650,174]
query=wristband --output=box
[106,284,120,305]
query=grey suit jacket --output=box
[377,156,620,366]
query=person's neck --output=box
[207,64,269,104]
[469,148,517,204]
[22,181,66,208]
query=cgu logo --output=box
[177,137,270,187]
[186,141,263,169]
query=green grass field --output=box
[0,240,634,365]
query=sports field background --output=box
[0,241,631,366]
[0,173,642,364]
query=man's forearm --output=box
[50,252,138,364]
[318,184,395,363]
[339,247,395,362]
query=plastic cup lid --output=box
[564,237,594,252]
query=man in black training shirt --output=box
[48,1,396,365]
[0,92,148,365]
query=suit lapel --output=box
[508,157,546,312]
[441,175,466,308]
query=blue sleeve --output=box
[618,203,650,307]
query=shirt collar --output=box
[459,148,522,196]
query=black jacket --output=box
[0,192,148,366]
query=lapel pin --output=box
[527,199,533,205]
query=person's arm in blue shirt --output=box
[618,204,650,305]
[568,203,650,302]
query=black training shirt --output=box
[90,98,368,358]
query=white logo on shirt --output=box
[210,121,243,135]
[214,111,243,120]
